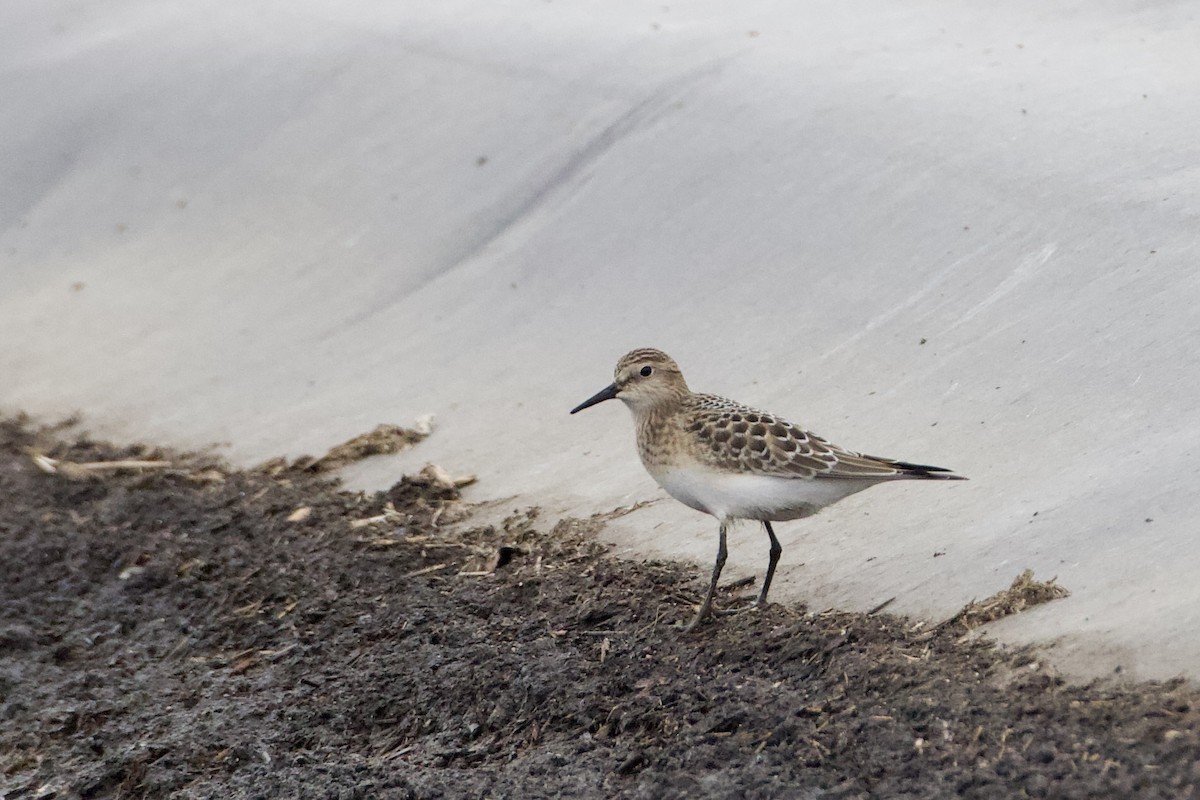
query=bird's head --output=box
[570,348,690,416]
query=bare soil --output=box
[2,417,1199,799]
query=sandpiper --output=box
[570,348,965,631]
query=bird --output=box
[570,347,965,631]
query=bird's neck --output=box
[632,395,683,425]
[632,397,687,453]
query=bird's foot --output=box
[683,599,718,631]
[715,600,770,618]
[683,598,771,629]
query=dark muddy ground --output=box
[2,417,1199,799]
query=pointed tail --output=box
[875,458,968,480]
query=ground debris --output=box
[286,506,313,523]
[0,415,1196,800]
[256,421,431,475]
[349,501,406,529]
[942,569,1070,633]
[385,463,476,527]
[29,451,171,478]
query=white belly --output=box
[652,466,878,522]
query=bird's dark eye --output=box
[640,366,653,377]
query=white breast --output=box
[652,465,879,522]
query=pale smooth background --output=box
[3,0,1198,680]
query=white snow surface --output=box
[3,0,1199,680]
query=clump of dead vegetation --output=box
[257,419,435,475]
[941,568,1069,634]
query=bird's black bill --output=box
[570,382,619,414]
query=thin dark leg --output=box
[757,521,782,608]
[686,522,728,631]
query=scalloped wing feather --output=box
[683,394,906,480]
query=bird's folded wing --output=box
[687,394,902,480]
